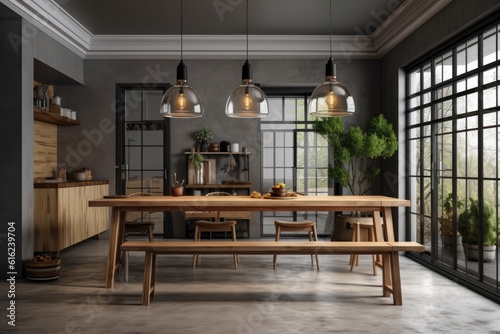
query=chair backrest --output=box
[206,192,232,221]
[206,192,232,197]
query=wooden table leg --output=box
[390,251,402,305]
[105,208,121,288]
[382,207,395,242]
[372,210,384,242]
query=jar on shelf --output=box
[208,143,220,152]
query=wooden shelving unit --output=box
[34,108,80,126]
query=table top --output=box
[89,195,410,212]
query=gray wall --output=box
[57,58,380,237]
[0,7,84,278]
[0,17,25,279]
[380,0,500,241]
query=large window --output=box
[260,89,330,236]
[406,20,500,301]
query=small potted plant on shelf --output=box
[194,126,212,152]
[457,198,497,262]
[439,192,463,247]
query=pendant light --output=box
[225,0,268,118]
[160,0,203,118]
[309,0,355,117]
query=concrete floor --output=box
[6,238,500,334]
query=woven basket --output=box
[25,258,61,281]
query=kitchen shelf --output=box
[34,108,80,126]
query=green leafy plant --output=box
[313,114,398,195]
[188,153,204,170]
[194,126,213,143]
[457,198,497,246]
[440,192,464,236]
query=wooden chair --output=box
[349,221,383,275]
[122,192,155,282]
[124,192,155,241]
[192,192,239,269]
[273,220,320,271]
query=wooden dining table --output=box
[89,195,410,288]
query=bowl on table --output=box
[271,187,287,197]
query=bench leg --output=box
[390,252,402,305]
[273,226,281,269]
[142,251,154,306]
[381,253,392,298]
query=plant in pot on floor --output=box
[313,114,398,240]
[439,192,464,247]
[457,198,497,262]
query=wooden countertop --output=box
[34,180,108,188]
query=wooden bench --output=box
[120,240,424,306]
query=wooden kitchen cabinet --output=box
[34,181,109,252]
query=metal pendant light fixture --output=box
[309,0,355,117]
[225,0,268,118]
[160,0,203,118]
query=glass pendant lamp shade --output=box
[226,61,268,118]
[309,59,355,117]
[226,83,268,118]
[160,61,203,118]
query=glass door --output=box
[115,84,170,236]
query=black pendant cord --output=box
[176,0,187,82]
[325,0,335,79]
[180,0,183,61]
[241,0,252,82]
[329,0,332,59]
[246,0,249,61]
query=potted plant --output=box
[313,114,398,240]
[188,152,204,184]
[194,126,212,152]
[457,198,497,262]
[439,192,464,247]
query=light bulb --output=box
[326,90,336,110]
[242,92,253,110]
[176,92,187,109]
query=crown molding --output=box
[87,34,375,60]
[372,0,454,57]
[2,0,452,60]
[2,0,91,58]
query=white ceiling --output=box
[1,0,454,59]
